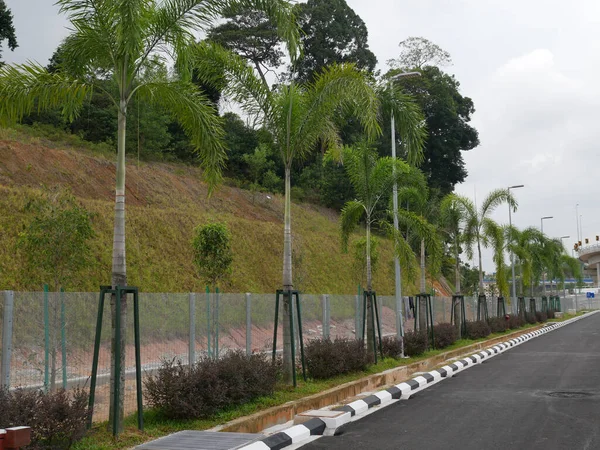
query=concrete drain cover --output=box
[547,391,594,399]
[135,431,265,450]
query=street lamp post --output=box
[560,235,570,298]
[390,71,421,348]
[507,185,524,311]
[541,216,554,295]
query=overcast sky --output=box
[4,0,600,272]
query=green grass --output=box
[72,323,542,450]
[0,124,420,295]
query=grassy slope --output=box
[0,124,428,294]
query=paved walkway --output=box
[301,313,600,450]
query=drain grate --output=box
[547,391,594,399]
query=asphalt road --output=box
[301,314,600,450]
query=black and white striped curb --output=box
[238,312,596,450]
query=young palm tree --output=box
[194,42,425,381]
[440,193,472,334]
[339,143,438,357]
[0,0,299,430]
[457,189,517,295]
[505,226,540,296]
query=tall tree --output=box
[387,36,452,70]
[208,9,284,86]
[457,189,516,295]
[293,0,377,83]
[0,0,17,65]
[194,41,389,382]
[0,0,299,432]
[384,60,479,195]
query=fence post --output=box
[321,294,330,339]
[1,291,14,389]
[206,286,211,359]
[189,293,196,366]
[43,285,49,392]
[60,288,67,390]
[355,286,361,339]
[246,293,252,356]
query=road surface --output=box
[301,314,600,450]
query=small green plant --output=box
[191,221,233,289]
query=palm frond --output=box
[480,188,517,219]
[383,222,419,284]
[0,63,90,123]
[192,40,271,120]
[378,82,427,166]
[135,80,226,190]
[340,200,366,252]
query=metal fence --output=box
[1,290,594,422]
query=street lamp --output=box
[559,235,570,297]
[540,216,553,295]
[507,184,524,306]
[390,71,421,346]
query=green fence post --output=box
[206,286,211,359]
[113,286,122,437]
[215,287,220,359]
[43,284,49,393]
[60,288,67,390]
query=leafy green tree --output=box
[339,143,438,355]
[293,0,377,83]
[383,64,479,195]
[0,0,17,65]
[457,189,516,295]
[387,36,452,70]
[0,0,299,431]
[17,186,94,391]
[208,9,284,85]
[244,143,274,202]
[192,222,234,289]
[195,40,386,381]
[223,112,261,178]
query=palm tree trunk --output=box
[418,239,427,331]
[365,220,374,354]
[455,239,461,294]
[454,239,462,338]
[477,237,484,294]
[109,100,128,433]
[281,166,293,384]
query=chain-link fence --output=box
[1,290,595,422]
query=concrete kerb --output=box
[236,312,595,450]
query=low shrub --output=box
[548,310,556,319]
[536,311,548,323]
[403,330,428,357]
[144,350,278,419]
[381,336,403,359]
[525,312,538,324]
[433,323,457,349]
[304,338,369,380]
[488,316,508,333]
[508,314,525,329]
[0,387,90,450]
[466,320,491,340]
[508,314,525,330]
